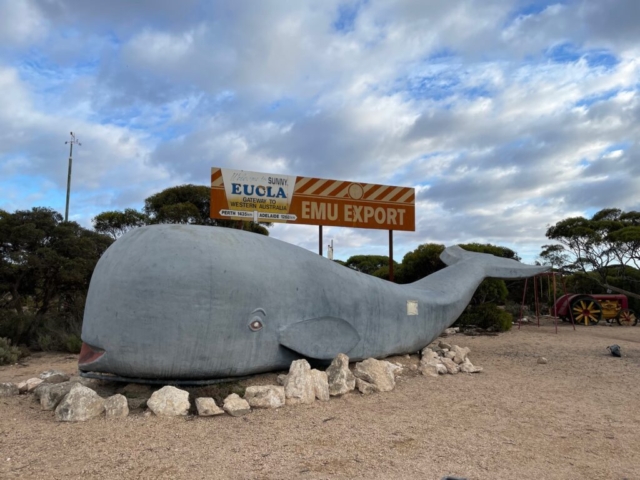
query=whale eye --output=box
[249,318,263,331]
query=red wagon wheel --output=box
[570,296,602,326]
[617,309,638,326]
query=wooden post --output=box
[319,225,323,256]
[388,230,394,282]
[519,278,528,330]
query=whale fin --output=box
[278,317,360,360]
[440,245,550,279]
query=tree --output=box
[0,208,113,316]
[396,243,446,284]
[93,208,149,239]
[144,184,270,235]
[344,255,397,275]
[545,208,640,283]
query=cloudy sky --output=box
[1,0,639,263]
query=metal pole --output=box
[65,142,73,222]
[388,230,394,282]
[553,273,558,334]
[319,225,323,256]
[534,275,540,327]
[64,132,80,222]
[519,278,528,330]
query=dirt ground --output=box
[1,317,639,480]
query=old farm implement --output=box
[552,294,637,326]
[519,273,638,332]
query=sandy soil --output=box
[1,317,639,480]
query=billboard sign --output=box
[211,167,415,231]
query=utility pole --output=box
[64,131,81,222]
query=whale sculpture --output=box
[79,224,548,381]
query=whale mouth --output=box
[78,342,105,368]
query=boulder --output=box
[419,353,447,377]
[0,382,19,397]
[223,393,251,416]
[419,363,440,377]
[39,370,70,384]
[195,397,225,416]
[276,374,288,386]
[311,370,330,401]
[55,385,105,422]
[438,341,452,350]
[284,359,315,405]
[353,358,395,393]
[452,345,471,365]
[18,377,43,393]
[385,362,403,378]
[326,353,356,396]
[147,386,190,416]
[459,358,483,373]
[355,378,377,395]
[104,394,129,418]
[421,347,439,362]
[445,351,456,360]
[440,357,460,374]
[35,381,77,410]
[244,385,285,409]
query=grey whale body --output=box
[79,225,548,380]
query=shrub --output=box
[0,337,21,365]
[64,334,83,354]
[454,303,513,332]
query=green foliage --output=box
[472,278,508,305]
[396,243,445,284]
[0,337,21,365]
[345,255,397,275]
[143,184,270,235]
[65,334,83,354]
[454,303,513,332]
[0,208,113,316]
[93,208,149,239]
[545,208,640,282]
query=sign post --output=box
[211,168,415,278]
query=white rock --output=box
[459,358,483,373]
[35,381,77,410]
[104,394,129,418]
[284,359,316,405]
[223,393,251,416]
[276,374,288,386]
[326,353,356,396]
[353,358,395,393]
[421,347,439,362]
[39,370,70,384]
[355,378,377,395]
[18,377,43,393]
[147,386,190,416]
[55,385,105,422]
[452,345,471,364]
[0,382,19,397]
[438,341,452,350]
[537,357,548,365]
[385,362,403,378]
[440,357,460,374]
[195,397,224,416]
[420,363,440,377]
[244,385,285,409]
[445,351,456,360]
[311,370,330,402]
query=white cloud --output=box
[1,0,640,263]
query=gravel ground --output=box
[1,317,639,480]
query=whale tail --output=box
[440,245,549,279]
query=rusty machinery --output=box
[552,294,637,326]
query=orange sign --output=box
[210,167,415,231]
